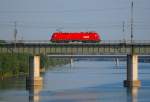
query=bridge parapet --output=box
[0,40,150,55]
[1,40,150,44]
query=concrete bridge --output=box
[1,40,150,88]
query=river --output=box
[0,60,150,102]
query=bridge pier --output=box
[124,54,141,87]
[70,58,74,66]
[26,55,43,88]
[114,58,119,68]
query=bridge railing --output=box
[1,40,150,44]
[3,40,50,44]
[101,40,150,44]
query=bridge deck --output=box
[0,40,150,55]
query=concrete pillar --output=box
[70,58,73,66]
[124,54,141,87]
[114,58,119,68]
[26,55,43,88]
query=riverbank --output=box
[0,53,69,79]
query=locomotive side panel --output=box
[50,32,101,43]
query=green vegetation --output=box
[40,55,69,70]
[0,53,69,79]
[0,53,29,79]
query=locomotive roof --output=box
[54,32,98,34]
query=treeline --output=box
[0,53,29,78]
[0,53,69,79]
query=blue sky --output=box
[0,0,150,40]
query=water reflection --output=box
[1,61,150,102]
[28,86,42,102]
[127,87,139,102]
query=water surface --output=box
[0,60,150,102]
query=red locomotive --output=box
[50,32,101,43]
